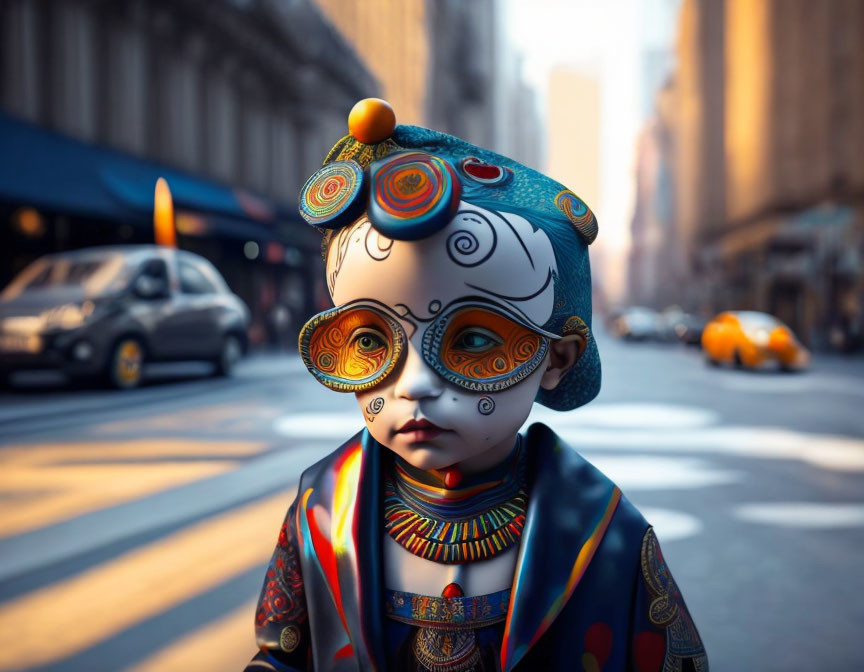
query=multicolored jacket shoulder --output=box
[246,423,708,672]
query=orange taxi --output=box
[701,311,810,370]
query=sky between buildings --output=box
[507,0,681,303]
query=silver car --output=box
[0,245,250,388]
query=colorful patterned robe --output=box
[244,423,708,671]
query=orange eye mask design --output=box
[421,305,552,393]
[300,307,404,391]
[438,309,544,380]
[300,302,552,393]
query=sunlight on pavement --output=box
[584,455,744,490]
[712,373,864,397]
[735,503,864,529]
[555,427,864,473]
[93,402,284,435]
[554,403,720,428]
[273,412,364,439]
[640,508,704,542]
[0,489,295,671]
[0,462,233,538]
[272,405,864,473]
[126,600,258,672]
[0,440,267,537]
[0,440,267,464]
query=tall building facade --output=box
[628,0,864,350]
[546,69,600,222]
[315,0,504,152]
[424,0,498,150]
[313,0,429,128]
[627,81,686,309]
[1,0,378,344]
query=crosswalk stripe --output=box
[0,439,268,538]
[0,488,296,670]
[0,439,268,466]
[0,461,236,538]
[124,600,258,672]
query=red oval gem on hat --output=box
[463,160,501,180]
[460,157,511,185]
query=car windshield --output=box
[734,311,784,330]
[2,253,130,300]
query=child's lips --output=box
[395,418,447,442]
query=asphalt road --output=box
[0,334,862,671]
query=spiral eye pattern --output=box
[555,189,598,244]
[299,160,366,228]
[298,305,405,392]
[423,307,548,392]
[368,151,461,240]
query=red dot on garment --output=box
[584,622,613,668]
[634,631,666,672]
[443,467,463,488]
[442,582,464,599]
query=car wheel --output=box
[732,349,744,368]
[214,334,243,377]
[705,356,720,367]
[107,337,145,389]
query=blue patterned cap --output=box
[302,112,600,411]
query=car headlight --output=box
[41,301,95,330]
[1,315,46,332]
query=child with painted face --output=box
[246,100,707,672]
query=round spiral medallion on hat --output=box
[554,189,599,244]
[368,151,462,240]
[299,160,366,228]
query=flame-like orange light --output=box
[154,177,176,247]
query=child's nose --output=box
[393,342,444,401]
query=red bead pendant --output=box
[441,582,464,599]
[443,467,463,489]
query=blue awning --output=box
[0,112,293,236]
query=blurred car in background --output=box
[661,307,707,345]
[0,246,250,389]
[701,310,810,371]
[610,306,664,341]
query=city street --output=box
[0,332,862,672]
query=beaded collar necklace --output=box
[384,438,528,564]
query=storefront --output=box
[0,112,323,349]
[700,204,864,350]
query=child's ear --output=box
[540,334,587,390]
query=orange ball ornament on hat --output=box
[348,98,397,144]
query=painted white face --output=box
[326,202,559,472]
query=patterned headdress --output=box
[299,98,600,411]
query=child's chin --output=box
[387,442,459,471]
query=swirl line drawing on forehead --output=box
[446,210,497,267]
[327,217,368,294]
[466,268,553,305]
[488,208,536,270]
[393,295,546,332]
[393,302,429,325]
[364,223,394,261]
